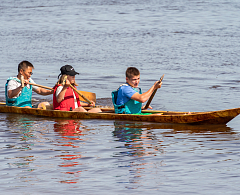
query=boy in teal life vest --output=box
[112,67,162,114]
[5,61,53,108]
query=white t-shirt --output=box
[7,77,38,98]
[56,86,78,108]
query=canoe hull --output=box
[0,105,240,125]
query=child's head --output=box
[56,65,79,86]
[125,67,140,79]
[125,67,140,88]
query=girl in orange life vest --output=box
[53,65,102,113]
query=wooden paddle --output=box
[78,90,96,103]
[20,75,25,88]
[70,84,92,104]
[1,89,96,105]
[144,74,164,110]
[29,82,96,102]
[29,83,54,90]
[62,76,93,104]
[21,75,54,90]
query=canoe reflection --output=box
[140,123,233,134]
[114,121,233,133]
[113,121,234,157]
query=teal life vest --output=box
[112,84,142,114]
[5,77,33,107]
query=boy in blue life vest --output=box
[112,67,162,114]
[5,61,53,108]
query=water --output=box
[1,0,240,194]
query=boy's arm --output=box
[131,81,162,103]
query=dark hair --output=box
[125,67,140,78]
[18,61,34,72]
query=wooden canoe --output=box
[0,103,240,125]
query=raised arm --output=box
[131,81,162,103]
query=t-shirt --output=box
[7,77,38,98]
[55,86,78,108]
[116,85,138,105]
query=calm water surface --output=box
[1,0,240,194]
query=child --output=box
[112,67,162,114]
[53,65,101,113]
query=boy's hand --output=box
[154,81,162,90]
[142,105,152,110]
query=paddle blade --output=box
[78,90,96,103]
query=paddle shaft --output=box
[144,74,164,109]
[69,84,92,104]
[61,76,93,104]
[29,83,53,90]
[20,75,53,90]
[20,75,25,88]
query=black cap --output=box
[58,65,79,78]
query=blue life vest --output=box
[5,77,33,107]
[112,84,142,114]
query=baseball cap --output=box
[58,65,79,78]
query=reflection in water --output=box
[151,123,233,135]
[3,115,89,184]
[1,113,237,189]
[53,119,86,142]
[53,119,88,184]
[113,121,233,158]
[2,113,39,183]
[113,121,164,157]
[4,114,39,154]
[113,121,165,186]
[112,121,235,187]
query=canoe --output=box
[0,103,240,125]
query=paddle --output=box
[70,85,92,104]
[62,76,93,104]
[21,76,96,103]
[144,74,164,110]
[29,83,54,90]
[20,75,25,88]
[20,75,54,91]
[0,90,96,106]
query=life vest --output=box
[5,77,32,107]
[112,84,142,114]
[53,84,81,111]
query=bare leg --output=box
[73,107,102,113]
[87,108,102,113]
[73,107,87,112]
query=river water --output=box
[1,0,240,194]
